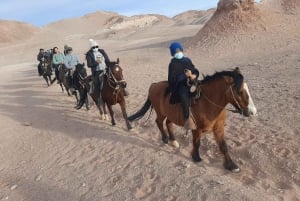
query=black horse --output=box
[39,57,54,86]
[58,63,90,110]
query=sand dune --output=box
[0,20,40,44]
[0,1,300,200]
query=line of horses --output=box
[39,57,257,173]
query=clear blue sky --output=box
[0,0,218,27]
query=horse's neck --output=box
[199,79,230,107]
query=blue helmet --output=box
[169,42,183,56]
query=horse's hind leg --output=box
[155,114,168,144]
[213,122,240,172]
[166,119,179,148]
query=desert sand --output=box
[0,0,299,200]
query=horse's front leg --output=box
[213,122,240,173]
[119,100,132,130]
[166,119,179,148]
[85,95,90,110]
[191,129,202,162]
[59,83,64,93]
[106,104,116,126]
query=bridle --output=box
[106,64,126,94]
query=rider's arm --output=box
[86,52,97,68]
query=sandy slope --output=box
[0,2,300,201]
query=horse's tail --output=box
[127,97,152,122]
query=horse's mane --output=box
[202,68,244,91]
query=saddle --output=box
[167,80,201,104]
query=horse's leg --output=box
[85,93,90,111]
[119,100,132,130]
[106,104,116,126]
[59,83,64,93]
[155,114,168,144]
[166,119,179,148]
[43,75,49,86]
[74,91,79,105]
[191,129,202,162]
[213,122,240,172]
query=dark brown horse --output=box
[128,67,257,172]
[40,57,54,86]
[79,59,132,130]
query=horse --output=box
[78,58,132,130]
[127,67,257,172]
[39,57,54,86]
[58,63,90,110]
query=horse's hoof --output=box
[100,114,105,120]
[162,136,169,144]
[105,114,110,121]
[224,161,240,173]
[231,168,241,173]
[192,154,202,162]
[170,140,179,148]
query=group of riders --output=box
[36,40,199,130]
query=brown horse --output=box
[128,67,257,172]
[79,59,132,130]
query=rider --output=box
[64,46,80,93]
[52,47,65,83]
[168,42,199,130]
[86,38,110,106]
[37,48,45,76]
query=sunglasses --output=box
[92,46,98,49]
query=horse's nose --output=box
[242,107,257,117]
[120,81,127,88]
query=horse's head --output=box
[227,67,257,117]
[107,58,127,88]
[75,63,87,78]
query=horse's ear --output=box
[117,58,119,64]
[235,67,241,74]
[82,62,85,66]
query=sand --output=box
[0,1,299,200]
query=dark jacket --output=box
[37,52,45,62]
[168,57,199,93]
[86,49,110,75]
